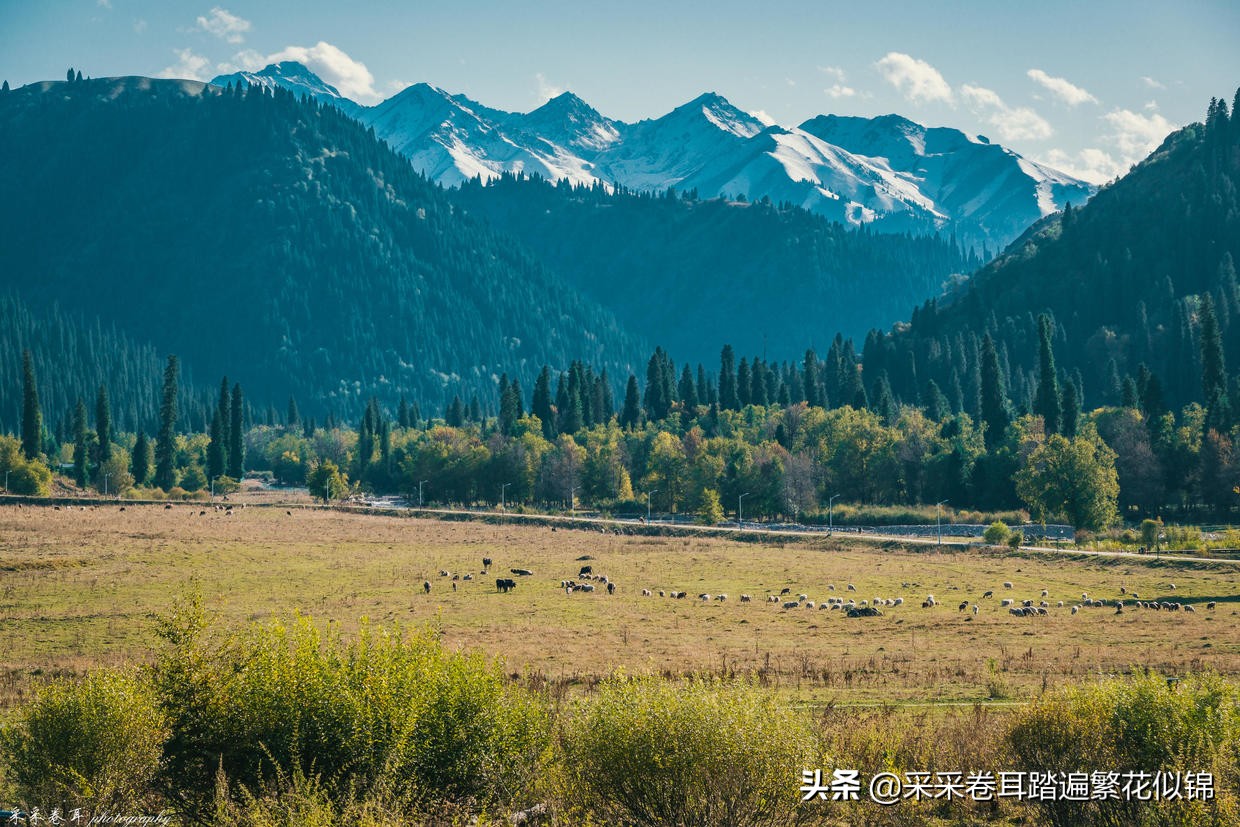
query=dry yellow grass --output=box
[1,501,1238,710]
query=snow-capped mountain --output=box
[211,61,364,119]
[208,63,1096,250]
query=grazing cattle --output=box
[482,557,493,570]
[579,565,593,577]
[607,582,615,595]
[982,590,993,599]
[496,578,517,593]
[511,568,533,576]
[422,581,430,594]
[780,587,791,596]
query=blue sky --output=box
[2,0,1238,183]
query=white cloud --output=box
[961,83,1053,142]
[194,7,251,44]
[1038,147,1125,185]
[1103,108,1174,161]
[1027,68,1097,106]
[265,42,379,103]
[214,49,264,74]
[535,72,564,104]
[818,65,848,82]
[157,48,211,81]
[1141,75,1166,90]
[875,52,953,104]
[825,84,857,99]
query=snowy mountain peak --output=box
[209,62,362,117]
[517,92,622,151]
[671,92,765,138]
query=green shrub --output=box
[152,599,549,820]
[983,521,1011,545]
[0,670,168,812]
[1010,671,1240,826]
[562,675,816,826]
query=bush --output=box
[1007,532,1023,549]
[983,521,1011,545]
[562,675,817,826]
[1010,671,1240,826]
[0,670,168,812]
[151,600,549,820]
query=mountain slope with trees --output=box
[0,75,642,415]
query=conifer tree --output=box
[446,395,465,427]
[154,356,179,491]
[736,358,752,407]
[620,374,641,430]
[94,384,112,465]
[207,409,226,483]
[21,350,42,460]
[1033,314,1062,434]
[532,366,554,439]
[679,364,698,409]
[498,374,518,436]
[1201,294,1226,401]
[287,397,301,430]
[131,431,151,487]
[72,398,89,487]
[1060,380,1080,439]
[803,349,821,407]
[228,383,244,478]
[980,334,1010,448]
[718,345,738,410]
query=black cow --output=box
[496,578,517,593]
[579,565,593,576]
[607,582,615,595]
[423,580,430,594]
[482,557,493,570]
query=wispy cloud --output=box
[818,65,848,83]
[825,84,857,99]
[874,52,952,104]
[1037,147,1125,185]
[535,72,564,104]
[194,7,251,44]
[214,49,265,74]
[1104,108,1174,161]
[1027,69,1097,106]
[264,42,379,102]
[961,83,1053,141]
[1141,75,1166,90]
[157,48,211,81]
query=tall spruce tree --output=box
[207,409,226,483]
[228,383,244,478]
[1201,294,1227,401]
[532,366,555,439]
[286,397,301,430]
[1033,314,1062,434]
[718,345,738,411]
[1060,380,1080,438]
[131,431,151,486]
[94,384,112,464]
[21,350,42,460]
[620,374,641,430]
[154,355,179,491]
[980,334,1010,448]
[803,349,822,408]
[72,398,89,487]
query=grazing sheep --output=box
[1115,603,1124,614]
[827,584,836,591]
[1041,589,1049,597]
[847,584,857,592]
[819,603,831,610]
[982,590,994,599]
[578,583,595,593]
[958,601,969,612]
[1057,601,1064,607]
[1040,601,1049,608]
[607,582,615,595]
[700,594,711,601]
[782,601,800,610]
[740,594,751,603]
[463,574,473,581]
[511,568,533,576]
[1184,604,1196,613]
[1071,605,1079,615]
[768,595,779,603]
[673,591,686,599]
[798,594,809,602]
[1003,582,1013,589]
[780,587,792,596]
[716,593,727,601]
[1131,593,1140,599]
[1208,601,1217,610]
[1120,585,1127,594]
[972,604,979,615]
[659,590,665,597]
[893,597,904,606]
[1036,607,1048,616]
[1000,599,1014,607]
[925,595,936,606]
[1009,607,1024,616]
[1169,584,1177,590]
[1022,600,1034,608]
[804,601,814,609]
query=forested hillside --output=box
[454,174,981,359]
[863,89,1240,418]
[0,76,642,415]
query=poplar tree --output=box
[131,431,151,487]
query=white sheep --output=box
[847,584,857,592]
[1071,605,1079,615]
[1000,598,1014,607]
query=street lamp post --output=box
[103,473,111,498]
[738,492,751,530]
[647,490,658,523]
[829,493,840,535]
[569,485,578,516]
[4,470,9,493]
[501,482,511,511]
[936,500,947,546]
[418,480,428,508]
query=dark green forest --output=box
[453,174,981,360]
[0,76,641,418]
